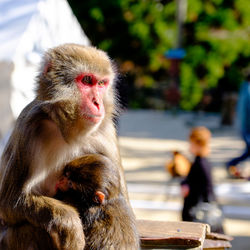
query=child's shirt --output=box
[181,156,215,206]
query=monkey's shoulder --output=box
[12,100,64,143]
[15,100,51,126]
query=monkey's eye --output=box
[81,75,93,85]
[98,80,107,87]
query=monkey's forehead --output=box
[46,44,116,77]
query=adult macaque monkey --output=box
[0,44,130,249]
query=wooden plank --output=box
[206,232,233,242]
[203,239,232,249]
[137,220,208,249]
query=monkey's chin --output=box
[82,113,104,124]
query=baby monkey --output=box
[55,154,140,250]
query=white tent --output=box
[0,0,90,150]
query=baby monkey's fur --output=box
[55,154,140,250]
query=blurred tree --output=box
[180,0,250,110]
[68,0,250,111]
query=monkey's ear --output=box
[43,60,52,75]
[93,191,105,204]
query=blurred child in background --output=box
[181,126,224,233]
[181,127,216,219]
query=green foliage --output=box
[180,62,202,110]
[68,0,250,111]
[180,0,250,110]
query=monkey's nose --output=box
[93,99,100,110]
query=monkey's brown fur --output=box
[0,44,131,249]
[55,154,140,250]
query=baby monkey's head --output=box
[56,155,121,205]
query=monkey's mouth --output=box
[82,113,103,123]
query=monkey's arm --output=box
[0,192,84,250]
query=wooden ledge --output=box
[206,232,233,242]
[204,233,233,250]
[137,220,232,249]
[203,239,232,250]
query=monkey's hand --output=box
[24,195,85,250]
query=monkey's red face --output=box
[75,73,109,123]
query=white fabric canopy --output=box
[0,0,89,61]
[0,0,90,152]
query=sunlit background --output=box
[0,0,250,249]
